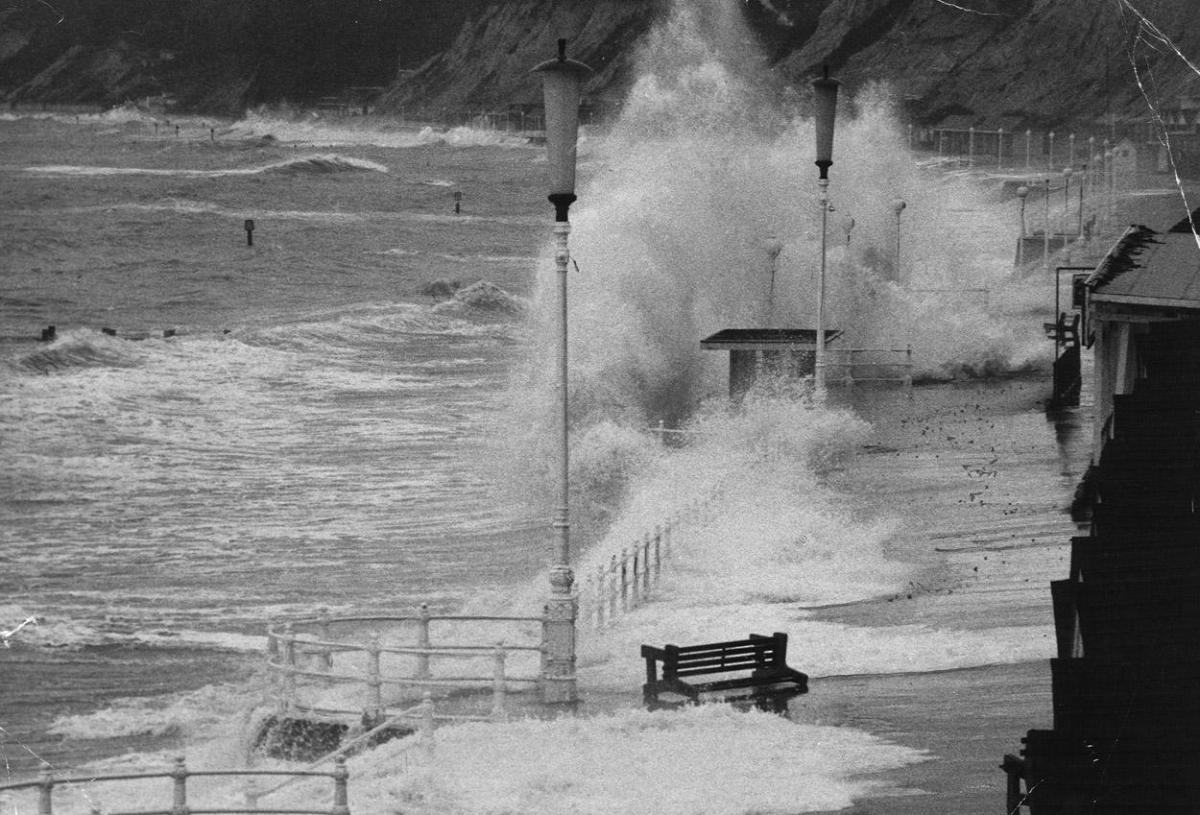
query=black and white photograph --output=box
[3,1,1200,812]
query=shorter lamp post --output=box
[1078,163,1087,238]
[532,39,591,706]
[1062,167,1073,236]
[891,198,906,279]
[1016,185,1029,266]
[812,66,840,399]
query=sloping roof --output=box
[700,328,843,350]
[1087,222,1200,312]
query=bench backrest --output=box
[645,632,788,678]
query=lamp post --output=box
[1043,178,1051,275]
[1078,163,1087,238]
[1016,185,1029,266]
[812,66,839,398]
[532,39,591,706]
[891,198,906,280]
[1062,167,1073,235]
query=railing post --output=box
[419,692,435,761]
[38,768,53,815]
[905,347,913,397]
[282,623,297,713]
[595,563,606,627]
[608,556,619,619]
[491,643,508,720]
[653,525,662,580]
[331,756,350,815]
[642,534,651,596]
[366,634,383,721]
[317,608,333,672]
[620,549,629,612]
[416,603,432,679]
[631,547,640,606]
[844,350,854,388]
[171,756,188,815]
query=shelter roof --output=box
[700,328,843,350]
[1087,217,1200,312]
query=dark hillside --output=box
[2,0,1199,129]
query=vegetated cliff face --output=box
[3,0,1199,127]
[392,0,1200,129]
[377,0,667,114]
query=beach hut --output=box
[1004,210,1200,814]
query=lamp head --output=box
[891,198,907,215]
[533,39,593,220]
[1016,185,1029,199]
[811,66,839,180]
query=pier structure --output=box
[1003,213,1200,812]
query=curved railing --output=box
[266,611,543,720]
[0,757,348,815]
[577,485,723,629]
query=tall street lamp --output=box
[891,198,906,281]
[1016,185,1029,266]
[532,39,591,705]
[1062,166,1073,235]
[812,66,839,398]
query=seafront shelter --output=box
[700,328,843,399]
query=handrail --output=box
[270,629,525,720]
[821,346,914,393]
[0,757,349,815]
[579,482,724,629]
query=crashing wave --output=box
[258,154,389,175]
[434,281,527,316]
[12,331,147,374]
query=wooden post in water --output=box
[416,604,432,679]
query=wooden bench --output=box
[641,632,808,711]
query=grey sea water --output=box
[1,112,556,775]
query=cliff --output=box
[2,0,1198,128]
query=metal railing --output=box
[0,757,348,815]
[822,347,914,393]
[266,610,542,720]
[577,487,722,629]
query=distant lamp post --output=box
[891,198,906,279]
[812,65,839,398]
[1078,163,1087,238]
[764,235,784,326]
[1062,167,1073,234]
[1016,185,1030,266]
[532,38,591,705]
